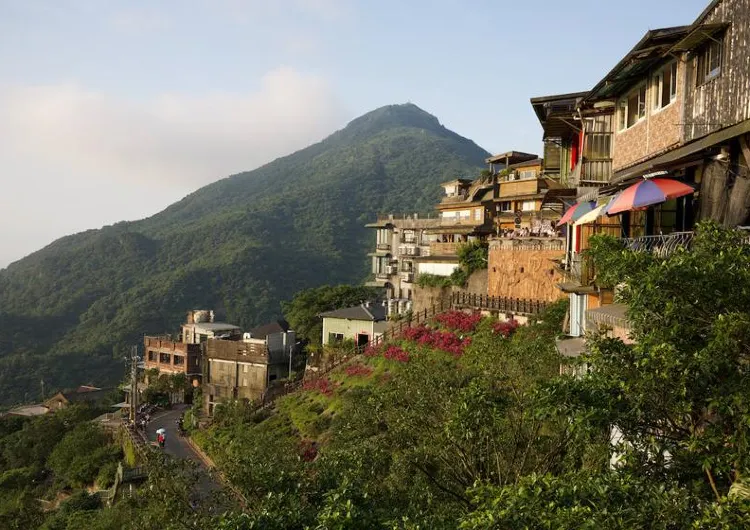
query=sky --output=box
[0,0,710,268]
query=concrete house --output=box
[203,319,297,414]
[320,303,388,348]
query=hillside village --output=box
[4,0,750,527]
[99,0,750,417]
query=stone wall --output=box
[488,238,566,302]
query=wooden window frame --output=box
[618,83,648,131]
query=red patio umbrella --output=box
[607,178,694,215]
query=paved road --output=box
[145,405,229,510]
[146,406,200,462]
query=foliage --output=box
[0,103,489,405]
[456,240,488,276]
[282,284,382,345]
[416,241,487,289]
[47,423,120,489]
[416,273,453,289]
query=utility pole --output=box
[40,378,45,401]
[129,345,139,423]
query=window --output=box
[519,169,536,180]
[159,352,171,364]
[618,85,647,130]
[147,350,156,362]
[521,201,536,212]
[328,332,344,344]
[696,36,723,85]
[499,201,512,212]
[653,62,678,110]
[474,208,482,221]
[173,355,184,365]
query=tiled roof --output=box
[320,303,387,322]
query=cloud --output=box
[0,67,348,187]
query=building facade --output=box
[320,303,388,348]
[366,214,441,314]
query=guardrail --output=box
[622,231,694,256]
[451,292,550,315]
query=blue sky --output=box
[0,0,709,267]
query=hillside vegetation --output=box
[0,104,489,406]
[191,223,750,528]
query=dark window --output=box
[173,355,184,366]
[147,350,156,362]
[696,36,723,85]
[159,352,171,364]
[328,332,344,344]
[653,62,678,110]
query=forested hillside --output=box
[0,104,489,406]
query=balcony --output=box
[430,242,460,256]
[376,243,391,251]
[440,217,482,226]
[375,272,391,280]
[622,232,694,256]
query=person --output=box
[157,433,165,448]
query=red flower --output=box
[492,320,520,338]
[383,345,410,363]
[303,377,338,396]
[434,310,483,333]
[345,364,374,377]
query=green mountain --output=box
[0,103,490,406]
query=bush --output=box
[96,461,118,489]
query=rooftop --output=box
[249,319,290,340]
[320,303,387,322]
[583,26,690,102]
[486,151,538,166]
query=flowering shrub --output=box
[364,343,383,357]
[383,345,410,363]
[493,319,520,338]
[434,310,482,332]
[345,363,374,377]
[400,324,472,358]
[303,377,338,397]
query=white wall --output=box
[417,261,459,277]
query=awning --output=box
[669,23,729,53]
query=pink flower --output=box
[434,310,483,333]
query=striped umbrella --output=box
[573,195,620,226]
[607,178,694,215]
[556,201,597,227]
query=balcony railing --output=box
[400,271,414,283]
[375,272,390,280]
[376,243,391,251]
[622,232,694,257]
[399,246,420,257]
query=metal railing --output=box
[622,231,694,257]
[376,243,391,251]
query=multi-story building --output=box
[366,214,441,314]
[492,154,566,236]
[203,320,297,414]
[554,0,750,341]
[143,336,203,386]
[415,175,497,277]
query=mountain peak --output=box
[332,103,445,144]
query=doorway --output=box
[356,333,370,349]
